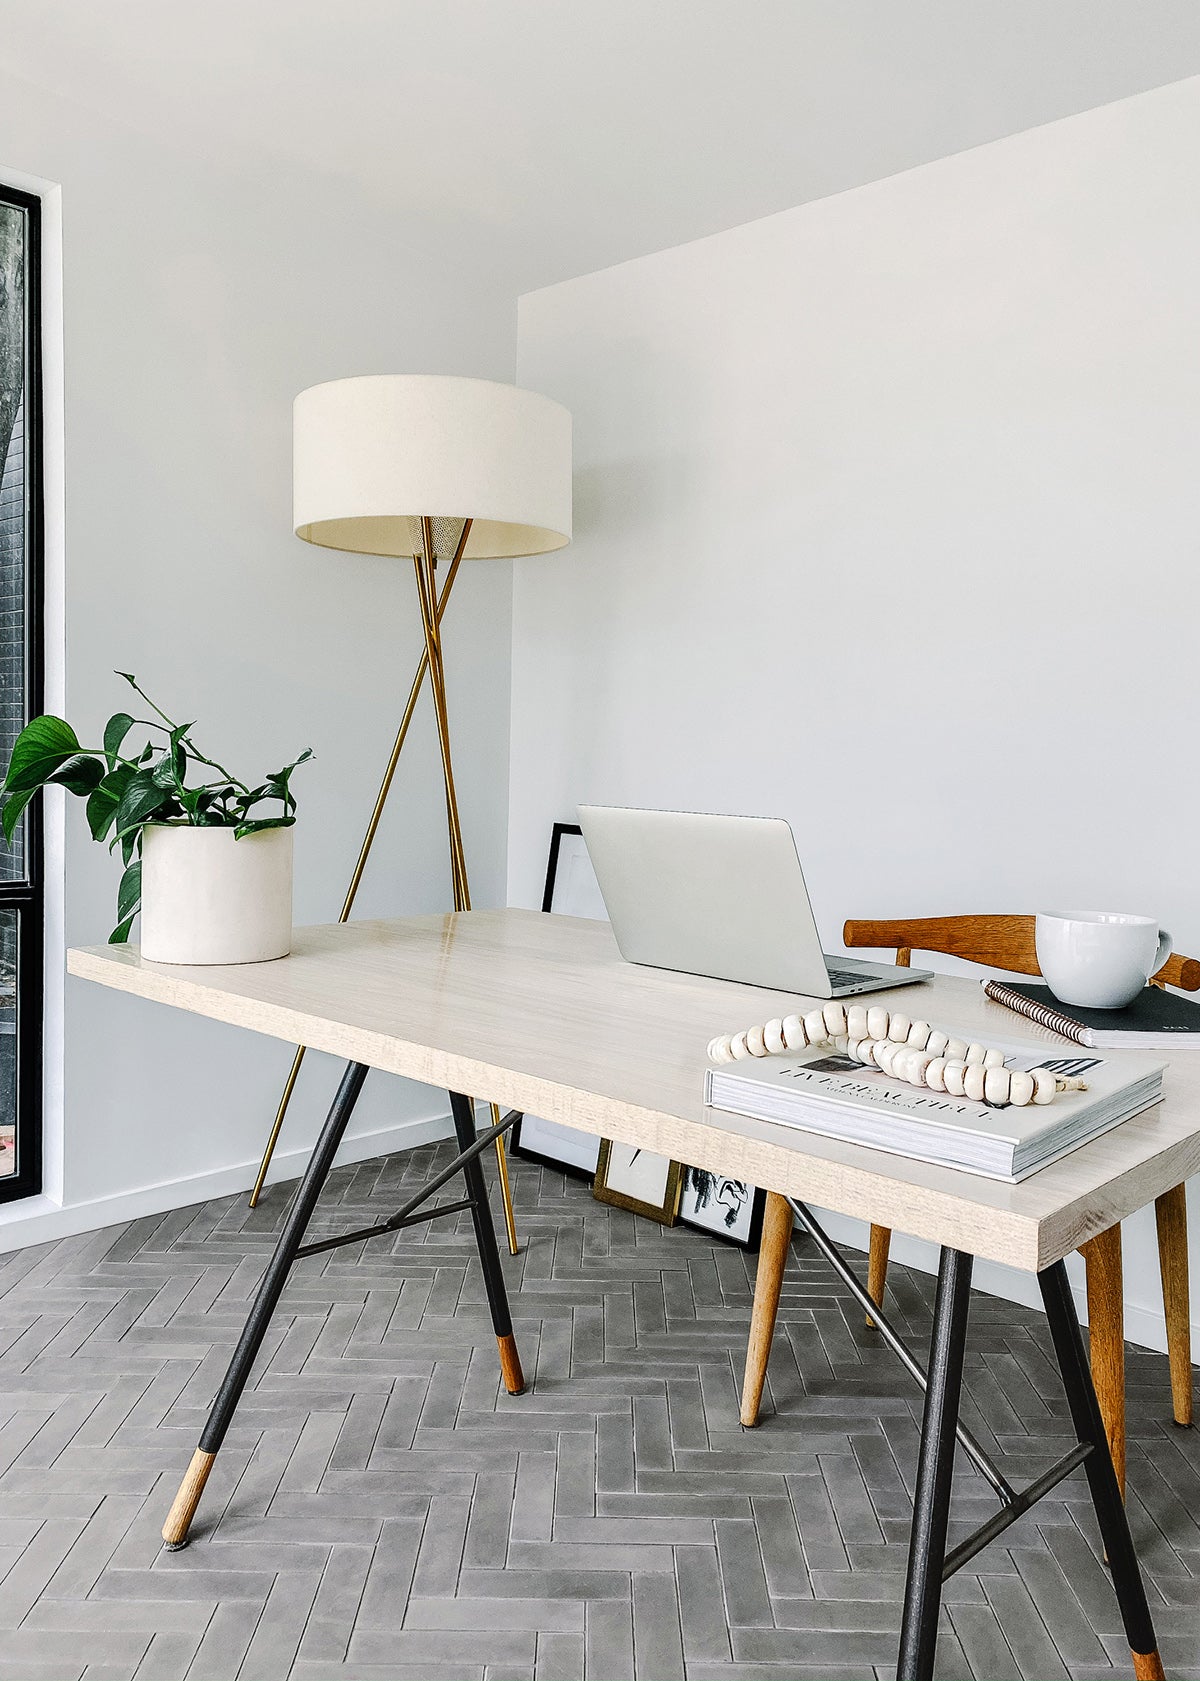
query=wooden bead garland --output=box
[706,1003,1087,1108]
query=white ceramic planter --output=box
[139,824,293,965]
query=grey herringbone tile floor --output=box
[1,1139,1198,1680]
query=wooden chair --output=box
[740,914,1195,1494]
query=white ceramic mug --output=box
[1034,911,1172,1011]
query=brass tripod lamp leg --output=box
[249,541,465,1209]
[415,522,519,1255]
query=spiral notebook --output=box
[983,979,1200,1050]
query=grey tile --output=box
[534,1630,584,1680]
[631,1571,684,1681]
[585,1598,634,1681]
[404,1596,583,1631]
[714,1518,773,1627]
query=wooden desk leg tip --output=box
[1132,1648,1166,1680]
[162,1448,216,1550]
[497,1333,525,1395]
[865,1223,891,1331]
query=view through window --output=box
[0,184,42,1200]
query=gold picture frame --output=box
[593,1139,683,1226]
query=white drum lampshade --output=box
[293,374,572,559]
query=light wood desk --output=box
[69,909,1191,1681]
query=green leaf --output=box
[120,831,138,867]
[86,763,136,841]
[102,712,134,768]
[86,785,119,840]
[44,753,104,796]
[111,767,169,842]
[247,748,313,819]
[116,858,141,925]
[0,785,36,845]
[150,752,178,790]
[108,913,136,945]
[3,715,82,794]
[233,816,296,839]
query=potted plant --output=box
[0,673,312,965]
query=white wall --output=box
[0,71,517,1249]
[512,78,1200,1350]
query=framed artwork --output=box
[539,821,607,918]
[511,1113,601,1178]
[511,822,607,1179]
[593,1138,683,1226]
[678,1167,766,1251]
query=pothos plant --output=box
[0,673,312,943]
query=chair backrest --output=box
[842,913,1200,993]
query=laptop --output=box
[576,805,932,998]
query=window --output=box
[0,184,42,1202]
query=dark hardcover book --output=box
[986,980,1200,1048]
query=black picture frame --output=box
[511,822,603,1180]
[677,1169,766,1251]
[540,820,581,912]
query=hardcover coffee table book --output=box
[705,1036,1165,1180]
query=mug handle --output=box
[1153,928,1173,981]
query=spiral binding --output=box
[982,979,1089,1046]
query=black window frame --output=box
[0,182,43,1205]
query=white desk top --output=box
[68,909,1200,1273]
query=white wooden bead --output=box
[887,1013,911,1043]
[782,1014,807,1049]
[1009,1070,1036,1106]
[707,1035,734,1062]
[874,1041,898,1074]
[867,1006,890,1040]
[906,1050,935,1083]
[747,1023,768,1056]
[963,1064,987,1102]
[729,1032,752,1060]
[943,1062,967,1096]
[1031,1068,1056,1103]
[984,1066,1011,1105]
[926,1030,949,1058]
[983,1047,1006,1070]
[964,1043,986,1066]
[907,1021,932,1049]
[805,1009,828,1043]
[764,1018,786,1054]
[846,1005,869,1041]
[926,1056,948,1091]
[945,1039,967,1062]
[822,1002,846,1037]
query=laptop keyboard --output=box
[826,966,869,990]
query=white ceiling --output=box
[5,1,1200,293]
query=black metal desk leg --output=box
[897,1246,974,1681]
[161,1061,370,1549]
[1039,1262,1165,1681]
[449,1090,524,1394]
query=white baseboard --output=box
[816,1210,1196,1358]
[0,1108,457,1256]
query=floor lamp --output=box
[248,375,572,1253]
